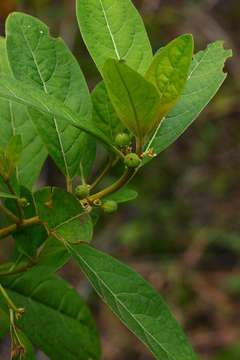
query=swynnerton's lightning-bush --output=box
[0,0,231,359]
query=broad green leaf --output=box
[145,34,193,123]
[92,81,124,142]
[6,12,92,179]
[6,134,23,176]
[104,187,137,203]
[0,75,122,157]
[78,135,96,180]
[0,307,9,339]
[67,244,198,360]
[103,59,161,144]
[11,329,36,360]
[25,236,70,277]
[0,191,18,199]
[38,235,70,266]
[146,41,232,157]
[0,273,101,360]
[76,0,152,75]
[34,187,93,243]
[0,37,47,189]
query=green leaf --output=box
[0,191,18,199]
[0,307,9,339]
[146,41,232,157]
[0,273,101,360]
[6,12,92,179]
[0,37,47,189]
[76,0,152,75]
[28,236,70,277]
[78,135,96,181]
[12,329,36,360]
[67,244,198,360]
[34,187,93,243]
[145,34,193,123]
[92,81,124,142]
[104,187,137,203]
[0,74,122,157]
[6,135,23,176]
[103,59,161,144]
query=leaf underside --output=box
[145,34,194,128]
[146,41,232,158]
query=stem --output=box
[0,216,41,240]
[5,179,23,224]
[66,176,72,193]
[89,167,136,202]
[0,263,34,277]
[145,117,165,153]
[79,162,86,185]
[10,308,25,357]
[0,284,24,315]
[90,156,114,191]
[0,203,19,223]
[136,137,144,156]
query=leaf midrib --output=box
[68,244,175,360]
[19,20,70,178]
[98,0,121,60]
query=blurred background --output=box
[0,0,240,359]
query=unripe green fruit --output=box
[18,197,29,208]
[103,200,118,214]
[115,133,131,147]
[75,185,90,199]
[124,153,141,168]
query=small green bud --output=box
[75,185,90,199]
[103,200,118,214]
[124,153,141,168]
[18,197,29,208]
[115,133,131,147]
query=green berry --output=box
[75,185,90,199]
[18,197,29,208]
[103,200,118,214]
[115,133,131,147]
[124,153,141,168]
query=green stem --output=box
[10,308,25,355]
[5,179,23,224]
[0,284,24,315]
[90,156,115,191]
[89,167,136,202]
[136,137,144,156]
[0,216,41,240]
[79,162,86,185]
[0,263,35,277]
[0,203,19,223]
[66,176,72,193]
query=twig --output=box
[0,216,41,240]
[90,156,115,191]
[0,203,19,223]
